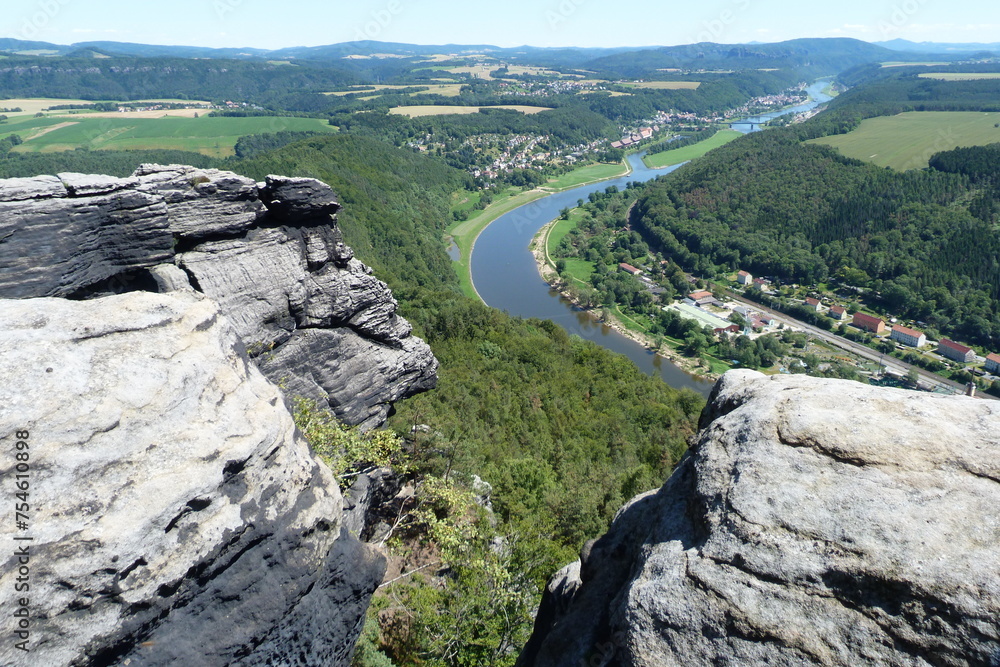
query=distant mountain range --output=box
[874,39,1000,54]
[0,36,991,78]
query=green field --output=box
[642,130,743,168]
[2,115,337,157]
[543,161,628,189]
[806,111,1000,170]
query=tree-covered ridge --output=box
[0,55,356,105]
[631,128,1000,347]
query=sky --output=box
[6,0,1000,50]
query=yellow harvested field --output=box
[918,72,1000,81]
[388,105,554,117]
[325,84,465,97]
[443,65,495,79]
[881,61,949,68]
[0,99,98,115]
[621,81,701,90]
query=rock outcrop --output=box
[0,291,385,666]
[520,370,1000,666]
[0,165,437,429]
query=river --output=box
[469,82,832,397]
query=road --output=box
[727,291,995,399]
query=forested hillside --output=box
[0,136,704,664]
[0,55,356,106]
[631,127,1000,348]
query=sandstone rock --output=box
[57,172,139,197]
[0,165,437,428]
[260,174,342,220]
[0,174,67,202]
[521,370,1000,667]
[0,292,385,667]
[0,189,172,299]
[134,163,264,241]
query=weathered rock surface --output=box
[521,370,1000,667]
[0,165,437,429]
[0,291,385,666]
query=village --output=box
[614,261,1000,396]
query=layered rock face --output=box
[0,165,437,429]
[521,370,1000,666]
[0,292,385,666]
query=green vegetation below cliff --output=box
[0,135,704,665]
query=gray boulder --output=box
[0,291,385,666]
[521,370,1000,667]
[0,165,437,429]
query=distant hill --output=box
[584,38,950,78]
[0,37,645,68]
[874,39,1000,54]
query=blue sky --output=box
[7,0,1000,49]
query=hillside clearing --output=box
[807,111,1000,170]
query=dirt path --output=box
[24,121,79,141]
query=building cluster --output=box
[610,126,656,149]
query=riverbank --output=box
[447,159,632,300]
[531,215,723,382]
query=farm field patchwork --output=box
[806,111,1000,170]
[2,115,337,157]
[387,105,554,117]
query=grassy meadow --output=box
[807,111,1000,170]
[642,129,742,169]
[543,161,628,190]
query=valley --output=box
[1,30,1000,667]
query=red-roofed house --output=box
[804,297,822,311]
[688,290,713,301]
[829,306,847,320]
[985,353,1000,374]
[619,262,642,276]
[852,312,885,335]
[891,325,926,348]
[737,270,753,285]
[937,339,975,363]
